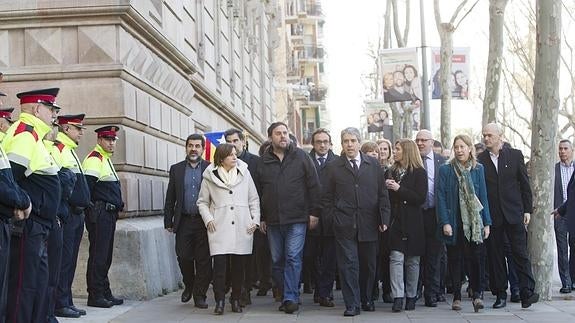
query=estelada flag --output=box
[203,131,226,162]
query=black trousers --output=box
[254,230,271,290]
[421,208,443,300]
[555,216,575,288]
[303,234,321,295]
[85,202,117,298]
[486,218,536,299]
[335,238,377,308]
[56,212,85,309]
[0,222,10,323]
[213,255,247,301]
[446,226,486,300]
[7,218,49,323]
[175,215,212,299]
[379,230,392,296]
[317,236,337,299]
[39,220,63,323]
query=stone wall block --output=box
[78,25,117,64]
[25,27,62,66]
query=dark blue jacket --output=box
[436,162,492,245]
[558,171,575,235]
[0,152,30,221]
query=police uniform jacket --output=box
[0,144,30,221]
[2,112,61,228]
[82,144,123,209]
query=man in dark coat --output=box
[164,134,212,309]
[322,127,390,317]
[307,128,337,307]
[477,123,538,309]
[255,122,321,314]
[554,139,575,293]
[415,129,446,307]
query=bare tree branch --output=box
[403,0,411,46]
[454,0,481,30]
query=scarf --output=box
[452,160,484,243]
[216,165,238,187]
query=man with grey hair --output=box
[415,129,446,307]
[321,127,390,316]
[477,123,538,309]
[553,139,575,293]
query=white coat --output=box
[197,159,260,256]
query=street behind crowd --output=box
[62,279,575,323]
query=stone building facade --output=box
[0,0,280,300]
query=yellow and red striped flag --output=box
[203,131,226,162]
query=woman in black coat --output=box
[385,139,427,312]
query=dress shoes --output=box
[87,297,114,308]
[510,292,521,303]
[424,297,437,307]
[521,292,539,308]
[256,288,268,296]
[319,297,335,307]
[54,307,81,318]
[194,297,209,309]
[492,296,507,309]
[282,300,299,314]
[105,294,124,305]
[392,298,403,312]
[214,300,224,315]
[70,305,87,316]
[181,288,192,303]
[343,306,360,317]
[472,298,484,313]
[361,301,375,312]
[560,286,572,294]
[405,297,416,311]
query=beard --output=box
[187,152,200,163]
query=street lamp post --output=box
[420,0,431,130]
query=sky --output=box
[322,0,491,148]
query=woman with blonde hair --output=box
[197,143,260,315]
[385,139,427,312]
[376,138,393,170]
[436,134,491,312]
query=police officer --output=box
[42,122,77,323]
[82,125,124,308]
[2,88,62,323]
[0,106,15,142]
[53,115,91,318]
[0,112,31,323]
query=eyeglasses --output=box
[314,140,330,145]
[415,139,432,143]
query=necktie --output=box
[351,159,359,173]
[318,156,325,166]
[423,155,429,171]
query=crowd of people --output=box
[0,87,124,323]
[1,87,573,321]
[161,121,574,318]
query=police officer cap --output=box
[16,87,60,109]
[95,125,120,139]
[0,107,14,123]
[57,113,86,129]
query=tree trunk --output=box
[383,0,392,48]
[390,102,403,141]
[482,0,508,127]
[528,0,561,301]
[438,23,454,148]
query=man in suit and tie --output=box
[477,123,538,309]
[322,127,390,316]
[415,129,446,307]
[307,128,337,307]
[554,139,575,293]
[164,133,212,309]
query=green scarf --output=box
[453,160,484,243]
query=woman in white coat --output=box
[197,143,260,315]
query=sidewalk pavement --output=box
[61,283,575,323]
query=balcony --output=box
[297,47,324,63]
[285,1,324,23]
